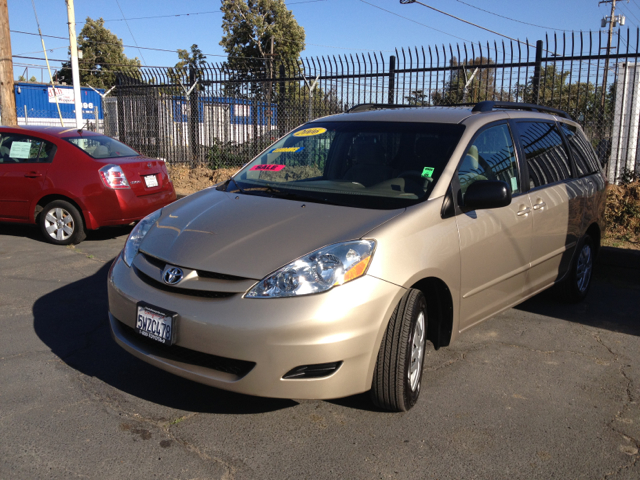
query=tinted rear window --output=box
[559,123,601,176]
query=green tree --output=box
[168,44,207,91]
[405,89,429,106]
[432,57,500,106]
[219,0,306,96]
[56,17,140,89]
[519,65,598,121]
[29,76,37,82]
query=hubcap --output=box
[44,207,74,241]
[576,243,593,293]
[408,311,425,392]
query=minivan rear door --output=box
[514,121,579,295]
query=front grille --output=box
[141,252,249,282]
[118,321,256,377]
[134,266,235,299]
[196,269,248,281]
[141,252,166,269]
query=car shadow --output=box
[0,223,42,241]
[515,247,640,337]
[0,222,133,243]
[33,261,298,414]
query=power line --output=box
[115,0,147,65]
[619,3,640,26]
[358,0,472,44]
[10,29,237,58]
[453,0,574,32]
[74,0,328,24]
[399,1,536,48]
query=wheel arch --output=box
[410,277,454,350]
[35,194,87,229]
[585,222,601,256]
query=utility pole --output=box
[0,0,17,126]
[600,0,625,110]
[65,0,84,128]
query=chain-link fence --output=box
[19,30,638,184]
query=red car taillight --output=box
[99,164,130,189]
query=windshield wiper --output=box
[219,177,246,194]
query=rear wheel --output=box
[370,289,427,412]
[559,234,594,302]
[39,200,86,245]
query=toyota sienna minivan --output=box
[107,101,606,411]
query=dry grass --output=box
[167,164,237,197]
[604,181,640,250]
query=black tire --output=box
[38,200,86,245]
[370,289,428,412]
[558,235,594,302]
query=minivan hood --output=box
[140,188,404,279]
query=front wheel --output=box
[38,200,86,245]
[370,289,428,412]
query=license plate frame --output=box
[144,174,159,188]
[135,302,177,345]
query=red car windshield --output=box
[66,135,140,159]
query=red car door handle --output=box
[24,172,43,178]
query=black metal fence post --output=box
[532,40,544,105]
[188,66,200,163]
[388,55,396,104]
[278,64,286,137]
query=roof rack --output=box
[346,103,421,113]
[471,101,571,120]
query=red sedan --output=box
[0,126,177,245]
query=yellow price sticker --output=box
[293,127,327,137]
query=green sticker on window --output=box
[421,167,435,178]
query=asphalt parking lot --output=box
[1,222,639,479]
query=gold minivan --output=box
[108,101,606,411]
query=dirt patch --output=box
[167,164,237,197]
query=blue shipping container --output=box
[14,83,104,120]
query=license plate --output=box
[135,302,177,345]
[144,174,159,188]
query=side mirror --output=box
[464,180,512,210]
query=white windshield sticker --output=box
[9,141,32,159]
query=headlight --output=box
[123,209,162,267]
[246,240,376,298]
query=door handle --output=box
[24,172,43,178]
[533,201,547,210]
[516,206,531,217]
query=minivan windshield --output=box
[66,135,140,159]
[225,121,465,210]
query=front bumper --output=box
[107,253,405,400]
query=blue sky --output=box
[7,0,638,80]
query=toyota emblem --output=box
[163,266,184,285]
